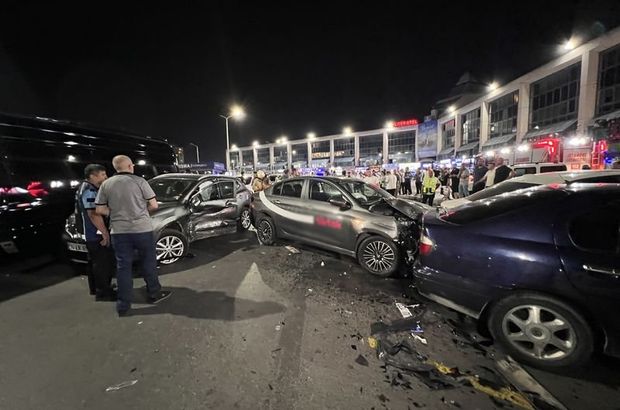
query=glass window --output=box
[597,45,620,115]
[388,131,416,163]
[336,180,391,208]
[461,108,481,144]
[241,150,254,170]
[569,200,620,252]
[540,165,567,173]
[273,145,288,169]
[271,182,282,196]
[488,91,519,139]
[358,134,383,166]
[280,180,303,198]
[530,63,581,129]
[514,167,536,177]
[442,120,455,148]
[442,187,566,224]
[291,143,308,167]
[256,148,270,170]
[198,181,218,202]
[149,178,195,202]
[309,180,342,202]
[218,181,235,199]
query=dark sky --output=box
[0,1,619,162]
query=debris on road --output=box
[284,245,300,254]
[105,379,138,392]
[355,354,369,366]
[412,334,428,345]
[320,261,325,267]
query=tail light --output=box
[419,234,434,256]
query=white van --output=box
[512,162,567,177]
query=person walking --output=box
[421,168,440,206]
[458,164,470,198]
[95,155,170,316]
[76,164,116,301]
[385,170,398,196]
[493,157,514,184]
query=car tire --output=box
[488,292,594,369]
[357,236,400,277]
[237,207,252,232]
[155,229,188,265]
[256,216,276,246]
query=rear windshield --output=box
[541,165,567,173]
[441,186,566,224]
[466,181,539,201]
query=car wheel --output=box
[357,236,399,277]
[488,292,594,368]
[155,229,188,265]
[237,207,252,232]
[256,216,276,246]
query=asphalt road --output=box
[0,232,619,410]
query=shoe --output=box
[95,290,118,302]
[148,290,172,304]
[117,309,130,317]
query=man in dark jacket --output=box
[472,158,488,193]
[493,157,514,184]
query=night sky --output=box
[0,1,619,163]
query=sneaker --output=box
[148,290,172,304]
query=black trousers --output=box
[422,193,435,205]
[403,179,412,195]
[387,189,396,196]
[86,240,116,296]
[415,181,422,195]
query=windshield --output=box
[466,181,539,201]
[149,178,196,202]
[337,180,392,208]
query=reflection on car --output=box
[64,174,252,265]
[251,177,430,276]
[414,183,620,368]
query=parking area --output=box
[1,232,619,410]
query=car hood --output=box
[383,198,432,220]
[440,198,470,210]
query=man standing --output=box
[421,168,439,206]
[483,162,496,188]
[403,167,412,195]
[493,157,514,184]
[95,155,170,316]
[458,164,470,198]
[472,158,488,193]
[77,164,116,301]
[385,170,398,196]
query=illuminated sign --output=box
[311,150,345,159]
[393,119,419,127]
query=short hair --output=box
[84,164,106,179]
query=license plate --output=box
[67,242,88,253]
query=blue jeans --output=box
[459,182,469,197]
[111,232,161,312]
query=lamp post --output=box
[220,105,246,171]
[189,143,200,164]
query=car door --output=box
[187,179,237,240]
[306,178,355,250]
[554,193,620,299]
[262,179,312,240]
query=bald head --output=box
[112,155,134,173]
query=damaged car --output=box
[64,174,252,265]
[414,183,620,368]
[251,177,430,276]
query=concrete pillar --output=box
[354,135,360,166]
[286,143,292,170]
[480,101,490,146]
[577,49,599,135]
[329,139,335,167]
[307,141,313,168]
[382,131,389,164]
[269,146,274,171]
[252,148,258,170]
[516,82,531,143]
[237,150,243,171]
[454,114,462,151]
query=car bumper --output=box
[61,233,90,264]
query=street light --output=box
[307,132,316,140]
[189,142,200,163]
[384,120,394,130]
[562,38,577,51]
[343,126,353,135]
[487,81,499,92]
[231,144,238,150]
[220,105,246,171]
[253,140,259,147]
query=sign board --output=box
[564,148,591,169]
[394,118,419,127]
[417,119,438,159]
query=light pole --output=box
[220,105,246,171]
[189,142,200,163]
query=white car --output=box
[441,170,620,210]
[513,162,567,177]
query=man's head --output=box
[112,155,134,173]
[427,168,434,176]
[488,162,496,170]
[84,164,107,187]
[496,157,505,166]
[257,170,266,179]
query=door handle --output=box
[583,265,619,276]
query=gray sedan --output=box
[251,177,429,276]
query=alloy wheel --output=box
[241,209,252,229]
[156,235,185,264]
[501,305,576,361]
[362,240,395,273]
[257,220,273,243]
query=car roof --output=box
[509,170,620,184]
[150,173,237,181]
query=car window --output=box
[466,181,539,201]
[198,181,218,202]
[309,180,342,202]
[234,180,244,192]
[271,182,283,196]
[149,178,195,202]
[441,186,566,224]
[337,180,391,208]
[218,181,235,199]
[541,165,567,173]
[514,167,536,177]
[569,200,620,253]
[280,180,303,198]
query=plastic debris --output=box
[284,245,300,254]
[412,322,424,334]
[105,380,138,392]
[355,354,369,366]
[275,325,281,331]
[320,261,325,267]
[413,334,428,345]
[395,302,413,319]
[137,321,143,325]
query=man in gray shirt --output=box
[95,155,171,316]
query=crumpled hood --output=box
[384,198,432,220]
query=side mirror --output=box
[329,197,351,210]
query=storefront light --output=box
[486,150,495,157]
[517,144,530,152]
[500,147,511,154]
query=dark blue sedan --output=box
[413,183,620,368]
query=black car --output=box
[414,183,620,368]
[64,174,253,265]
[0,112,177,257]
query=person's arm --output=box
[87,210,110,246]
[147,198,158,212]
[140,178,158,212]
[94,184,110,216]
